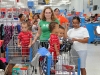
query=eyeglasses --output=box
[45,12,52,14]
[72,23,80,25]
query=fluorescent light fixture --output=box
[67,2,71,4]
[9,0,15,1]
[1,2,7,4]
[6,5,13,7]
[17,2,24,6]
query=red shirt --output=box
[49,34,60,52]
[18,31,32,46]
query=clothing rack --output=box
[0,20,18,22]
[0,20,19,26]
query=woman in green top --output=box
[32,7,59,48]
[32,7,59,75]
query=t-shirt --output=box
[67,27,89,51]
[18,31,32,46]
[57,15,69,25]
[39,19,59,41]
[49,34,60,52]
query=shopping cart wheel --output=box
[94,42,98,46]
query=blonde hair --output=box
[41,7,57,21]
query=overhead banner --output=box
[38,0,50,5]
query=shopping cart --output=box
[37,39,81,75]
[93,25,100,46]
[6,34,33,64]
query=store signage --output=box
[27,1,34,9]
[38,0,50,5]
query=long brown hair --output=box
[41,7,56,21]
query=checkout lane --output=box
[85,22,100,43]
[80,17,100,43]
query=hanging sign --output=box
[38,0,50,5]
[27,1,34,9]
[88,0,93,5]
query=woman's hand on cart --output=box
[32,40,35,45]
[28,44,31,48]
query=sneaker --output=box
[22,60,25,62]
[26,60,29,62]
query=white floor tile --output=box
[86,44,100,75]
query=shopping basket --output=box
[5,34,33,64]
[34,39,81,75]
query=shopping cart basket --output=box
[6,34,33,64]
[37,39,81,75]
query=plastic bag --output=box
[55,54,69,71]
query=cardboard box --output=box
[12,64,29,75]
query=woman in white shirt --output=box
[67,16,89,75]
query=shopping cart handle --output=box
[16,47,21,51]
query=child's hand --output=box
[18,44,21,48]
[32,40,35,45]
[28,44,31,48]
[56,52,60,56]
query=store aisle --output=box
[86,44,100,75]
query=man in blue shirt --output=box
[67,11,76,29]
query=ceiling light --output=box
[1,2,7,4]
[9,0,15,1]
[17,2,24,6]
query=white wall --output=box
[70,0,84,12]
[83,0,100,14]
[70,0,100,14]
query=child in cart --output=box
[49,22,60,69]
[18,22,33,62]
[58,25,65,41]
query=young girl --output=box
[32,20,38,37]
[18,22,33,62]
[49,22,60,69]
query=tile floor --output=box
[86,44,100,75]
[32,44,100,75]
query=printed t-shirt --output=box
[39,19,59,41]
